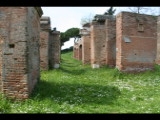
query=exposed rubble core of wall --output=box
[0,7,43,100]
[116,12,157,72]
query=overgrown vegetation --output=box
[1,51,160,113]
[60,28,80,46]
[104,7,116,15]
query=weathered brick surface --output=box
[78,39,82,61]
[73,42,79,59]
[49,31,61,69]
[80,24,91,64]
[76,16,116,67]
[105,18,116,67]
[156,16,160,64]
[116,12,157,72]
[73,38,82,61]
[40,16,51,70]
[0,7,43,100]
[90,21,106,68]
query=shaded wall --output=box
[49,30,61,69]
[0,7,43,99]
[105,18,116,67]
[40,16,51,70]
[156,16,160,64]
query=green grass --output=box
[1,51,160,113]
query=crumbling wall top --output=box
[35,7,43,17]
[93,14,116,22]
[40,16,51,25]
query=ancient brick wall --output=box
[40,16,51,70]
[105,18,116,67]
[116,12,157,72]
[78,39,82,61]
[90,21,106,68]
[80,26,91,64]
[0,7,43,100]
[49,30,61,69]
[73,38,82,61]
[156,16,160,64]
[73,43,79,59]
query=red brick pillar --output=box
[49,31,61,69]
[0,7,43,100]
[105,18,116,67]
[40,16,51,70]
[156,16,160,64]
[80,25,91,64]
[116,12,157,72]
[90,21,106,68]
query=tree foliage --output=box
[60,28,80,46]
[104,7,116,15]
[80,13,94,26]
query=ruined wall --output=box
[116,12,157,72]
[78,39,82,61]
[105,17,116,67]
[27,7,43,95]
[80,27,91,64]
[40,16,51,70]
[90,21,106,68]
[0,7,43,99]
[156,16,160,64]
[49,30,61,69]
[73,38,82,61]
[73,43,79,60]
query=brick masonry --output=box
[80,24,91,64]
[40,16,61,70]
[116,12,157,72]
[40,16,51,70]
[105,18,116,67]
[73,42,79,60]
[156,16,160,64]
[74,12,158,73]
[90,21,107,68]
[49,30,61,69]
[0,7,43,100]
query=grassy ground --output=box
[1,51,160,113]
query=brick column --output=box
[116,12,157,72]
[40,16,51,70]
[0,7,43,100]
[90,21,106,68]
[49,30,61,69]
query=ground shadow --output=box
[59,67,86,75]
[31,80,121,105]
[59,59,87,75]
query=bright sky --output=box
[41,7,160,50]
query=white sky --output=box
[41,7,160,50]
